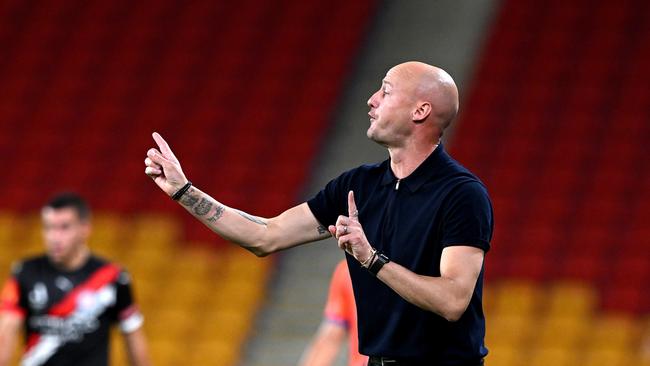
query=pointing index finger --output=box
[348,190,359,221]
[152,132,174,157]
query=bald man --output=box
[145,61,493,366]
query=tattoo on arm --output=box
[235,209,267,226]
[193,198,213,216]
[179,191,199,207]
[207,205,225,223]
[317,225,328,236]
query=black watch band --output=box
[368,252,390,276]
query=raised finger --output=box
[152,132,177,160]
[348,190,359,221]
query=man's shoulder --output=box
[87,254,127,275]
[339,160,388,181]
[441,153,487,188]
[13,254,48,273]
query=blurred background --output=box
[0,0,648,365]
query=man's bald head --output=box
[387,61,459,132]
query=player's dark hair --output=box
[44,192,91,221]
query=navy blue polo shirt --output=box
[307,145,493,365]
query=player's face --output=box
[366,68,416,147]
[41,207,90,266]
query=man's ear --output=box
[80,221,92,239]
[413,102,432,123]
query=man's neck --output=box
[388,143,439,179]
[60,246,91,272]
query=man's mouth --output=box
[368,112,377,121]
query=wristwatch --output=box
[368,252,390,276]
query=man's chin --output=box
[47,253,65,265]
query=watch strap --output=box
[368,252,389,276]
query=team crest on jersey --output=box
[55,276,73,292]
[28,282,48,310]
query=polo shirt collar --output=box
[381,144,447,192]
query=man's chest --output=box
[22,272,117,338]
[357,187,447,267]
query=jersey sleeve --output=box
[0,278,25,318]
[323,261,352,329]
[307,170,354,227]
[440,181,494,252]
[113,270,143,333]
[0,262,27,318]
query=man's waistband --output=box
[368,356,401,366]
[367,356,485,366]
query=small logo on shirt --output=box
[55,276,73,292]
[29,282,48,310]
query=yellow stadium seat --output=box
[0,211,16,247]
[222,248,271,281]
[128,213,181,247]
[492,281,543,317]
[583,347,632,366]
[588,313,638,350]
[486,314,536,347]
[199,308,252,342]
[148,339,185,366]
[536,315,588,348]
[210,279,265,311]
[146,308,192,340]
[528,346,579,366]
[483,283,496,315]
[109,328,128,366]
[90,212,125,245]
[188,338,240,366]
[484,344,522,366]
[546,281,596,317]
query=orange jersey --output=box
[323,260,368,366]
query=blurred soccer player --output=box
[298,260,367,366]
[145,61,492,365]
[0,193,150,366]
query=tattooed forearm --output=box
[235,209,267,226]
[179,189,199,207]
[193,198,213,216]
[317,225,328,235]
[206,205,225,223]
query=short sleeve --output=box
[323,261,352,329]
[0,277,25,318]
[0,262,26,318]
[307,172,351,227]
[113,270,143,333]
[440,181,493,252]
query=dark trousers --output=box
[368,356,484,366]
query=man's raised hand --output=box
[144,132,188,197]
[328,191,374,265]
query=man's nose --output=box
[367,91,378,107]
